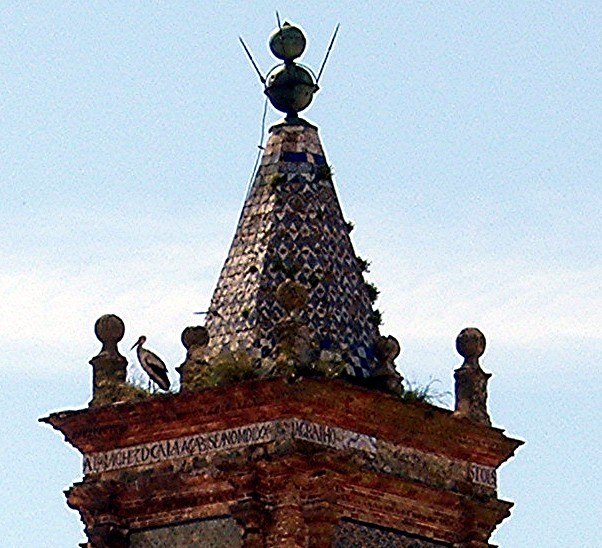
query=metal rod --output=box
[316,23,340,84]
[239,36,266,84]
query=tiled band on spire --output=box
[205,124,380,377]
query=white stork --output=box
[130,336,170,391]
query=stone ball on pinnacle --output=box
[456,327,486,367]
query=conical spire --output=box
[205,122,381,377]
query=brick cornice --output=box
[42,377,522,468]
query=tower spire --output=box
[204,122,382,378]
[203,21,388,379]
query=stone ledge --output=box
[42,377,522,470]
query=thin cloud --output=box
[3,251,599,374]
[2,243,222,372]
[378,259,601,344]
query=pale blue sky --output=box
[1,2,600,546]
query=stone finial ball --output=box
[276,279,309,312]
[374,335,401,364]
[94,314,125,344]
[181,326,209,349]
[456,327,486,363]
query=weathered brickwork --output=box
[82,417,496,498]
[45,378,521,547]
[205,124,380,377]
[130,517,241,547]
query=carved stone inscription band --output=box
[83,421,277,474]
[83,418,496,489]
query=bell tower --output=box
[42,22,521,547]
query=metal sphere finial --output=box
[239,19,339,125]
[265,21,318,123]
[269,22,306,62]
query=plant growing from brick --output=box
[268,173,286,190]
[357,256,371,273]
[369,309,383,327]
[316,163,332,179]
[365,282,380,303]
[400,379,451,406]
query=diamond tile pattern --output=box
[334,520,450,547]
[130,517,241,547]
[205,124,380,376]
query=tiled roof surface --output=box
[205,123,380,377]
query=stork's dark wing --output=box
[141,352,171,391]
[147,362,170,391]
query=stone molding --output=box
[83,417,496,492]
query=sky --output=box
[1,1,600,546]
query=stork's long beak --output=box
[130,341,139,350]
